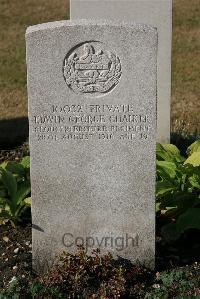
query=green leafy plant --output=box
[156,140,200,242]
[0,245,199,298]
[0,156,31,225]
[7,248,198,299]
[145,267,200,299]
[0,246,138,298]
[39,246,127,298]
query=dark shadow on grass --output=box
[0,117,29,149]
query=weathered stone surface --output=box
[70,0,172,144]
[26,20,157,272]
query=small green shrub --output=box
[38,246,127,298]
[31,282,63,299]
[145,267,200,299]
[0,156,31,225]
[156,140,200,242]
[0,276,32,299]
[0,247,199,298]
[31,246,153,298]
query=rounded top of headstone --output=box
[26,19,157,36]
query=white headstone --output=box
[70,0,172,144]
[26,20,157,272]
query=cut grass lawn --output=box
[0,0,69,120]
[172,0,200,135]
[0,0,199,134]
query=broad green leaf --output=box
[165,207,179,218]
[158,193,175,210]
[24,197,32,205]
[17,205,30,218]
[0,210,11,220]
[6,162,25,176]
[13,183,31,205]
[172,192,197,215]
[20,156,30,169]
[159,192,197,213]
[156,143,184,163]
[162,144,180,155]
[157,160,177,179]
[187,140,200,156]
[161,222,180,243]
[0,162,7,169]
[184,152,200,167]
[0,168,17,199]
[189,174,200,189]
[5,203,11,212]
[159,194,178,209]
[156,202,161,212]
[177,208,200,233]
[162,144,185,163]
[0,187,7,197]
[156,181,176,196]
[178,164,200,177]
[156,143,173,162]
[0,197,6,207]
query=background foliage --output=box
[0,156,31,225]
[156,140,200,243]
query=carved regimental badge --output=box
[63,42,122,95]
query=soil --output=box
[0,221,200,291]
[0,223,32,289]
[156,230,200,271]
[0,141,29,164]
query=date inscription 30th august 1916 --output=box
[32,104,151,142]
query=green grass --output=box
[0,0,69,119]
[172,0,200,134]
[0,0,199,135]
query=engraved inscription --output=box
[32,104,151,142]
[63,42,122,95]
